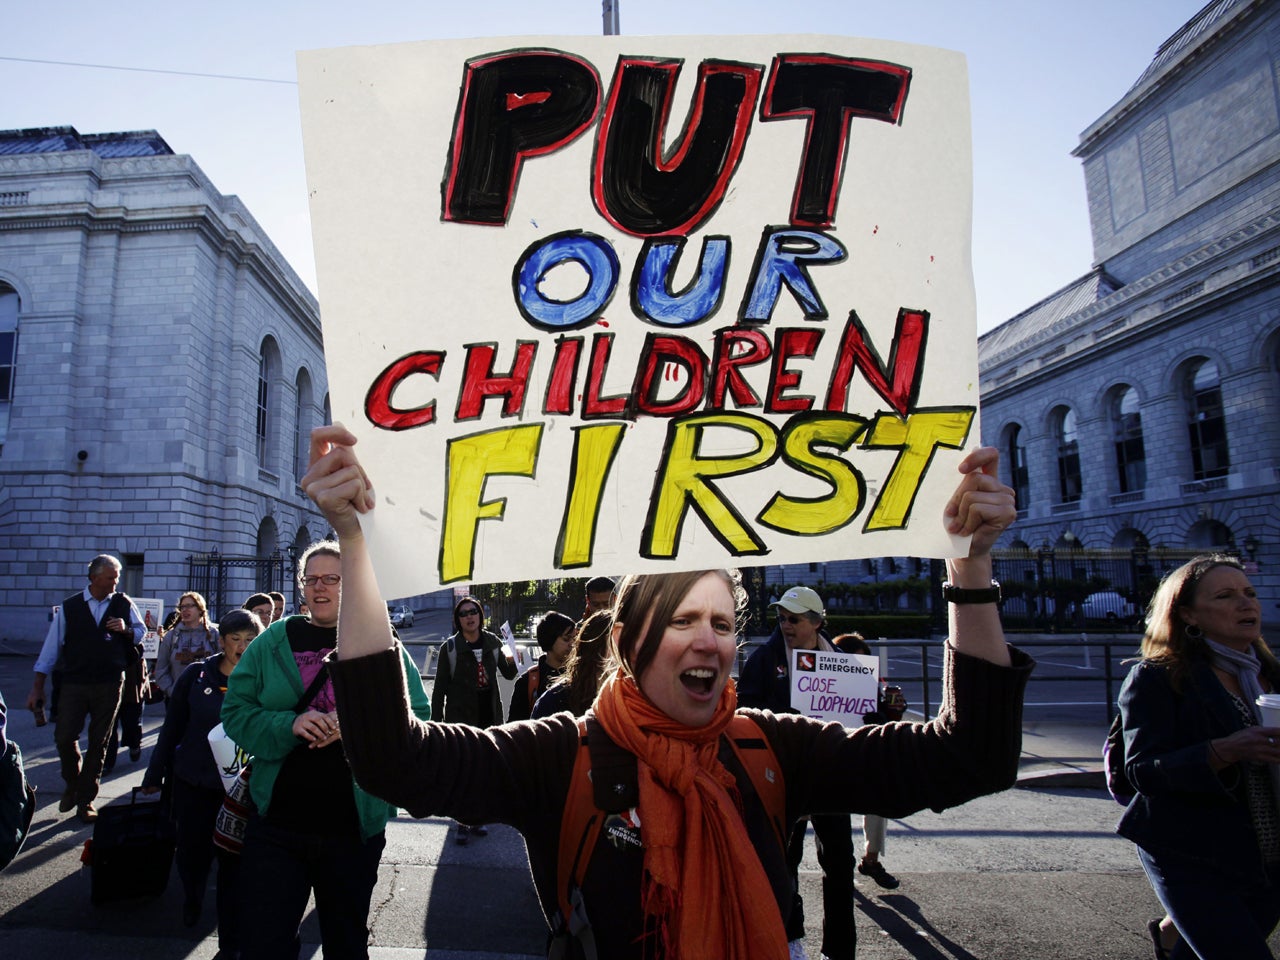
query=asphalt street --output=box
[3,620,1278,959]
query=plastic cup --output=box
[1256,693,1280,728]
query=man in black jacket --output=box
[738,585,857,960]
[26,555,145,823]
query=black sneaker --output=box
[858,859,900,889]
[455,825,469,845]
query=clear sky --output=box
[4,0,1209,333]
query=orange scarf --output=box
[592,669,789,960]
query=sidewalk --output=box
[1,643,1272,959]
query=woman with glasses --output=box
[142,608,264,953]
[154,592,220,701]
[1118,554,1280,960]
[222,541,432,960]
[431,594,517,844]
[300,424,1031,959]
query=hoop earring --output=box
[1185,624,1204,640]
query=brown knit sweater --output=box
[332,643,1033,958]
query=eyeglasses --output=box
[302,574,341,587]
[777,613,809,625]
[178,603,199,611]
[458,608,481,618]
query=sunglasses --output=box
[459,608,482,617]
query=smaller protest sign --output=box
[500,620,523,666]
[135,598,164,659]
[789,648,879,727]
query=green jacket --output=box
[222,615,431,839]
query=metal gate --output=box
[186,549,295,621]
[992,545,1214,630]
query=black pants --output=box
[786,814,857,960]
[238,816,386,960]
[173,779,241,952]
[103,698,143,771]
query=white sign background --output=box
[299,35,977,599]
[789,648,880,726]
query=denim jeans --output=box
[1139,846,1280,960]
[238,815,386,960]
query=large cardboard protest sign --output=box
[298,35,977,599]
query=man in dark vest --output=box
[26,555,145,823]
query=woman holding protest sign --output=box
[302,423,1031,960]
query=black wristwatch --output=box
[941,580,1002,605]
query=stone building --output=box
[0,127,329,641]
[978,0,1280,614]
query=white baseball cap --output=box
[772,586,824,617]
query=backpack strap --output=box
[724,714,788,853]
[550,713,787,960]
[552,718,601,960]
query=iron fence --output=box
[735,635,1140,724]
[186,549,295,621]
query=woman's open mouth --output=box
[680,668,716,697]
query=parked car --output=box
[1000,595,1058,620]
[388,603,415,628]
[1076,591,1136,622]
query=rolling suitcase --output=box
[87,787,176,905]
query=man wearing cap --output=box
[738,585,857,960]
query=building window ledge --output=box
[1110,491,1145,505]
[1180,477,1227,496]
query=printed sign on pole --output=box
[135,598,164,659]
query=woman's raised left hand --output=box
[944,446,1016,558]
[301,424,375,539]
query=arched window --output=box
[293,369,313,483]
[1187,518,1231,550]
[1004,423,1030,509]
[1053,406,1082,503]
[256,516,279,557]
[1111,386,1146,493]
[1185,359,1229,479]
[0,282,18,451]
[256,338,281,467]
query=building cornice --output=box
[0,201,323,348]
[979,209,1280,392]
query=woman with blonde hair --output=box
[154,591,219,700]
[1118,553,1280,960]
